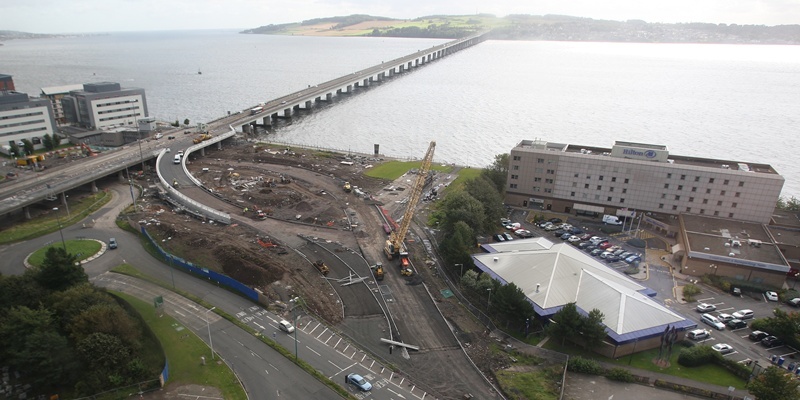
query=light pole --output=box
[290,296,304,360]
[486,288,492,309]
[205,306,216,360]
[126,166,137,211]
[455,263,463,277]
[53,207,67,251]
[62,193,70,219]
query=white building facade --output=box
[62,82,147,130]
[506,140,784,224]
[0,90,57,154]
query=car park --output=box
[589,237,606,245]
[613,249,626,256]
[549,218,563,224]
[578,242,592,249]
[569,227,584,235]
[732,309,754,320]
[711,343,734,354]
[765,291,779,302]
[278,320,295,333]
[761,336,784,348]
[345,373,372,391]
[701,313,725,330]
[553,229,567,237]
[605,255,621,263]
[696,303,716,312]
[545,224,560,231]
[749,330,769,341]
[579,233,593,241]
[539,221,553,229]
[108,238,118,249]
[619,251,632,259]
[503,233,514,241]
[500,218,511,225]
[687,329,710,340]
[717,313,734,323]
[599,242,613,250]
[584,245,598,252]
[517,230,535,238]
[727,319,747,330]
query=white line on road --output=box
[174,310,186,317]
[343,344,350,353]
[334,337,342,348]
[386,387,406,398]
[264,369,269,375]
[253,322,265,330]
[305,346,321,357]
[328,360,344,370]
[316,327,329,339]
[698,297,715,302]
[268,363,278,370]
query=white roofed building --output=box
[473,237,695,357]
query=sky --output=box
[2,0,799,34]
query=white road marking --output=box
[305,346,321,357]
[386,387,406,398]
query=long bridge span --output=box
[0,31,489,219]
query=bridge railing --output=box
[155,148,232,224]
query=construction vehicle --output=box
[80,143,98,156]
[373,263,384,281]
[192,134,213,144]
[343,181,351,192]
[313,260,330,276]
[257,237,278,248]
[256,210,267,220]
[384,141,435,275]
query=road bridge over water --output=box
[0,32,489,218]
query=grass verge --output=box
[27,239,102,266]
[544,339,746,389]
[0,191,111,244]
[365,160,453,180]
[111,291,247,400]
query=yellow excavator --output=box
[343,181,352,192]
[384,141,435,276]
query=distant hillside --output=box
[0,30,58,42]
[241,14,800,44]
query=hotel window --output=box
[661,193,666,199]
[513,165,519,170]
[700,209,705,214]
[511,175,518,180]
[677,185,683,190]
[537,158,544,163]
[611,177,617,182]
[599,175,604,181]
[624,178,629,184]
[694,176,700,182]
[735,192,740,198]
[702,199,708,204]
[597,185,602,190]
[691,187,697,192]
[574,173,579,178]
[720,190,726,196]
[607,196,612,201]
[546,169,555,174]
[622,188,627,193]
[738,181,744,187]
[680,174,686,180]
[513,156,521,161]
[714,211,720,216]
[672,205,678,210]
[689,197,694,202]
[544,188,552,193]
[709,178,715,184]
[732,202,737,208]
[686,207,692,212]
[675,195,680,200]
[533,186,540,192]
[729,213,734,218]
[572,182,577,187]
[664,183,670,189]
[717,200,723,206]
[609,187,615,192]
[658,204,664,209]
[510,184,517,189]
[570,192,575,197]
[545,179,554,184]
[584,184,590,189]
[706,188,711,194]
[586,175,591,179]
[619,198,625,203]
[723,179,729,185]
[667,173,672,178]
[534,177,542,182]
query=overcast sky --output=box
[3,0,799,34]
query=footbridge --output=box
[0,32,489,218]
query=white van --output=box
[687,329,710,340]
[602,215,623,225]
[173,154,182,164]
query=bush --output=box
[682,283,701,302]
[606,367,635,383]
[677,345,721,367]
[567,356,603,375]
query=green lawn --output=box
[544,339,746,389]
[0,191,111,244]
[112,291,247,400]
[365,160,453,180]
[27,239,102,266]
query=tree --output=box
[748,366,800,400]
[172,119,180,127]
[777,196,800,212]
[0,274,48,311]
[21,139,34,155]
[183,118,190,125]
[43,134,54,151]
[48,283,115,329]
[580,309,608,347]
[461,269,479,288]
[67,303,142,347]
[548,302,583,345]
[33,246,86,292]
[439,221,475,267]
[438,190,485,235]
[52,133,62,147]
[9,142,20,157]
[464,175,506,233]
[480,153,509,194]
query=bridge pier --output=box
[118,170,126,183]
[262,117,271,127]
[90,180,98,193]
[24,206,31,220]
[346,84,353,93]
[200,147,206,157]
[216,141,222,150]
[242,124,252,134]
[283,107,292,117]
[304,100,312,109]
[326,93,333,101]
[362,78,369,87]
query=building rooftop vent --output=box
[729,252,736,257]
[493,257,499,262]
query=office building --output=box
[62,82,148,130]
[41,84,83,125]
[506,140,784,224]
[0,90,57,154]
[0,74,15,91]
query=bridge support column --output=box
[304,100,312,109]
[346,84,352,93]
[118,170,126,183]
[61,192,69,209]
[362,79,369,87]
[200,147,206,157]
[216,141,222,150]
[407,61,412,69]
[325,93,332,101]
[283,108,292,117]
[389,69,394,77]
[242,124,251,134]
[262,117,271,127]
[24,206,31,220]
[90,180,98,193]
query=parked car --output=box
[613,249,626,256]
[578,242,592,249]
[605,255,621,263]
[727,319,747,330]
[717,313,734,323]
[619,252,632,259]
[108,238,118,249]
[579,233,593,241]
[624,255,641,264]
[560,233,572,240]
[687,329,710,340]
[345,373,372,391]
[493,234,506,242]
[599,242,614,250]
[748,330,769,341]
[545,224,560,231]
[788,298,800,307]
[696,303,716,313]
[569,227,584,235]
[568,235,582,243]
[584,245,598,252]
[500,218,511,225]
[549,218,563,224]
[600,251,612,259]
[761,336,784,348]
[278,320,295,333]
[589,237,606,245]
[590,249,604,256]
[539,221,553,229]
[553,229,567,237]
[701,313,725,330]
[503,233,514,241]
[732,309,754,320]
[765,291,779,302]
[711,343,734,354]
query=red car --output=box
[599,242,613,249]
[579,233,593,241]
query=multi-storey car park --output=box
[505,139,784,225]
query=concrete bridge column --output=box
[200,147,206,157]
[346,84,352,93]
[216,141,222,150]
[262,117,271,127]
[118,170,126,183]
[389,69,394,77]
[23,206,31,220]
[242,124,251,134]
[399,65,404,73]
[326,93,332,101]
[283,107,292,117]
[90,180,98,193]
[304,100,312,108]
[61,192,69,208]
[407,61,412,69]
[362,78,369,87]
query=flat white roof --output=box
[41,84,84,96]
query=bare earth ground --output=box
[128,141,515,398]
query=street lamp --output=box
[205,306,216,360]
[53,207,67,251]
[709,264,718,276]
[290,296,304,360]
[486,288,492,309]
[63,193,70,219]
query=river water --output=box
[2,30,799,197]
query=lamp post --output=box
[162,238,176,289]
[53,207,67,251]
[709,264,718,276]
[486,288,492,309]
[126,166,137,211]
[63,193,70,219]
[290,296,304,360]
[455,263,463,277]
[205,306,216,359]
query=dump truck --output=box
[313,260,330,276]
[373,263,384,281]
[193,134,213,144]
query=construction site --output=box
[127,139,524,398]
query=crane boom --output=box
[385,141,436,263]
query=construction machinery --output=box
[256,210,267,220]
[313,260,330,276]
[372,263,384,281]
[192,134,213,144]
[343,181,352,192]
[384,141,435,276]
[80,143,98,157]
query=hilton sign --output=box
[612,146,667,162]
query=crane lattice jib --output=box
[389,141,436,253]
